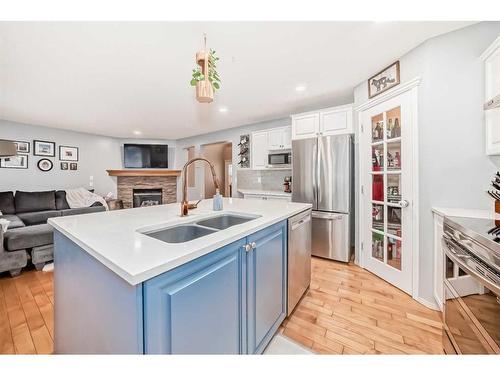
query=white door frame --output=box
[356,77,421,300]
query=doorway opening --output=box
[200,141,232,198]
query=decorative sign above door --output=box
[368,61,400,99]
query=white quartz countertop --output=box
[48,198,311,285]
[238,189,291,197]
[432,206,500,219]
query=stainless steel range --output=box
[442,216,500,354]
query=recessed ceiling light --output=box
[133,130,142,135]
[219,107,228,113]
[295,85,307,92]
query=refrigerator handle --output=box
[312,140,318,206]
[311,211,344,220]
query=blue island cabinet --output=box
[143,220,287,354]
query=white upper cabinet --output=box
[291,104,353,140]
[291,113,320,140]
[320,104,353,136]
[268,126,292,151]
[282,126,292,149]
[250,126,291,169]
[481,36,500,155]
[251,130,269,170]
[267,126,292,151]
[267,128,282,150]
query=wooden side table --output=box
[107,199,124,211]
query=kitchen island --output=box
[48,198,311,354]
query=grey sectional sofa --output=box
[0,190,105,276]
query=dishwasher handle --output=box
[291,214,311,230]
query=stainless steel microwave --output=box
[268,151,291,167]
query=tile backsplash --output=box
[237,168,291,191]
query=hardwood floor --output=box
[281,257,444,354]
[0,268,54,354]
[0,257,444,355]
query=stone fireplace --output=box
[107,170,181,209]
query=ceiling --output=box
[0,22,473,139]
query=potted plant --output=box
[190,49,221,103]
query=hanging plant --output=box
[190,66,205,86]
[190,35,221,103]
[207,49,221,90]
[189,50,220,90]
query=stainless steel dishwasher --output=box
[287,208,312,316]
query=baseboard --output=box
[415,296,440,311]
[433,291,443,312]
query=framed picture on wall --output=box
[0,154,29,169]
[59,145,79,161]
[60,162,69,170]
[13,141,30,153]
[37,158,53,172]
[33,140,56,157]
[368,61,400,98]
[70,163,78,170]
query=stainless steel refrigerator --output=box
[292,134,354,262]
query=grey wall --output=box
[0,120,177,196]
[353,22,500,304]
[174,117,292,200]
[0,120,122,195]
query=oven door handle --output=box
[442,238,500,296]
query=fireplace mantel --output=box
[107,169,181,177]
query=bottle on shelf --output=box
[372,148,382,171]
[387,118,393,138]
[387,242,393,260]
[394,152,401,169]
[387,151,394,168]
[393,118,401,138]
[373,122,383,141]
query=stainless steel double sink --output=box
[141,213,261,244]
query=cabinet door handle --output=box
[244,244,252,252]
[251,242,257,249]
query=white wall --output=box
[0,120,177,196]
[353,22,500,304]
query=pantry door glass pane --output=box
[370,107,403,270]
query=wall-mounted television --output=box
[123,144,168,168]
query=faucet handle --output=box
[187,199,202,209]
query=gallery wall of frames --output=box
[0,139,79,172]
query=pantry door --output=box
[360,89,416,295]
